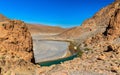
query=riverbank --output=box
[33,40,72,63]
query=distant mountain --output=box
[0,14,67,34]
[27,24,68,34]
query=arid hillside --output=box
[0,14,10,22]
[38,1,120,75]
[0,14,68,35]
[58,0,120,40]
[27,24,68,34]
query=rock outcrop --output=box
[0,20,37,75]
[0,20,34,62]
[0,55,38,75]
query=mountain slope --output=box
[58,1,120,40]
[27,24,68,34]
[0,14,67,34]
[0,14,10,21]
[42,1,120,75]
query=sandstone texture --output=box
[0,20,34,62]
[0,20,38,75]
[0,55,39,75]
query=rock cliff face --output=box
[0,20,37,75]
[0,20,34,62]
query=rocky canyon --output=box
[0,0,120,75]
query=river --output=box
[33,40,70,63]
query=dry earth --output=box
[27,23,68,34]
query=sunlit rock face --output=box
[0,20,37,75]
[0,20,34,62]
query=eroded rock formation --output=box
[0,20,34,62]
[0,20,37,75]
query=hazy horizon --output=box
[0,0,114,28]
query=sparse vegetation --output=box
[68,40,93,58]
[84,48,92,51]
[69,41,77,50]
[77,50,84,57]
[0,56,5,59]
[2,24,5,26]
[68,41,84,57]
[69,41,78,53]
[1,23,7,29]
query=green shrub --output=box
[69,41,83,57]
[77,50,83,57]
[84,48,92,51]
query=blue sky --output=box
[0,0,114,28]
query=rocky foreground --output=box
[0,0,120,75]
[0,20,39,75]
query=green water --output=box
[38,53,77,66]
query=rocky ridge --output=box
[0,14,10,22]
[38,0,120,75]
[0,20,39,75]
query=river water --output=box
[33,40,70,63]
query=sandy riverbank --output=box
[33,40,71,63]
